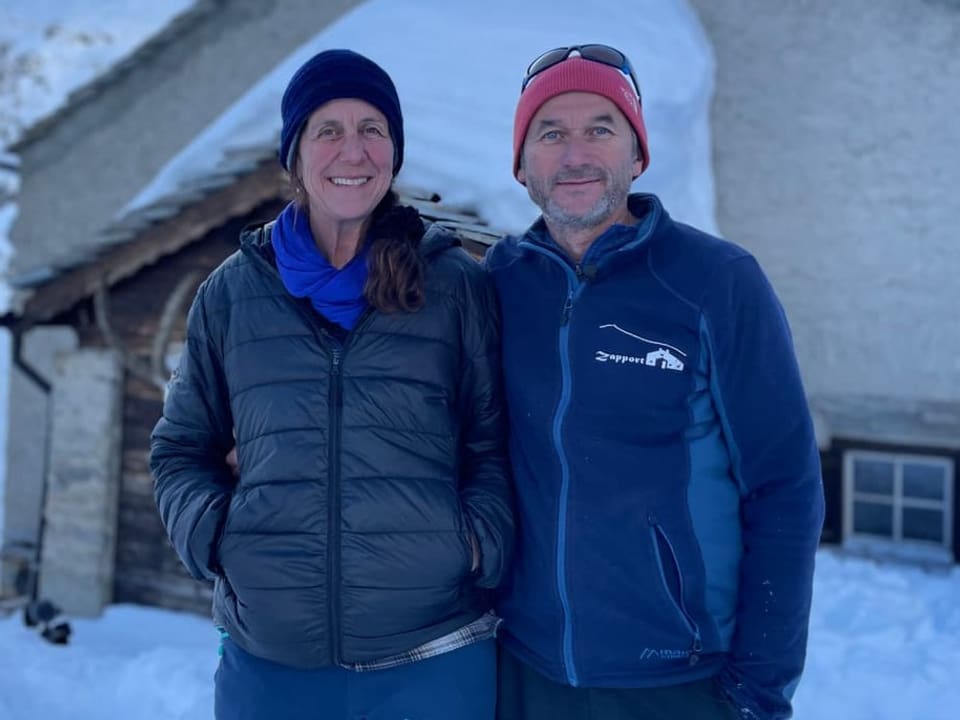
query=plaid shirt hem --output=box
[342,611,501,672]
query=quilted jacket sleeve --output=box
[150,281,236,582]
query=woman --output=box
[150,49,513,720]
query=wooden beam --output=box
[10,163,504,331]
[15,158,286,327]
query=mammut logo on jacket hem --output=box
[595,324,687,372]
[639,648,692,660]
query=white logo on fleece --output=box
[594,324,687,372]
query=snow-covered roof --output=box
[113,0,716,243]
[4,0,203,150]
[0,0,199,313]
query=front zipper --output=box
[511,224,660,680]
[648,514,703,665]
[242,240,362,666]
[519,240,585,686]
[327,346,343,665]
[553,290,577,684]
[314,310,379,667]
[250,237,468,666]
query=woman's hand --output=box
[469,529,480,572]
[225,446,239,478]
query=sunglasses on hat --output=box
[521,44,642,102]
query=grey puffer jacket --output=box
[151,221,513,669]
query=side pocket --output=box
[648,514,703,664]
[459,503,478,577]
[212,491,237,575]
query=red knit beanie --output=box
[512,57,650,180]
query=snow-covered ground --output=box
[1,549,956,720]
[0,603,214,720]
[795,552,960,719]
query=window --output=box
[843,450,954,562]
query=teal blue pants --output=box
[215,637,496,720]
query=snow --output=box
[0,605,215,719]
[0,0,194,147]
[0,0,193,269]
[0,163,19,312]
[0,549,956,720]
[122,0,716,237]
[793,552,960,720]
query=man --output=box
[486,45,825,720]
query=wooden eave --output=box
[3,157,285,332]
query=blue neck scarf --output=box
[272,202,370,331]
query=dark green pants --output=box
[496,648,739,720]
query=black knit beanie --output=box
[278,49,404,175]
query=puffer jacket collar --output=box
[238,216,461,271]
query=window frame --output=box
[842,449,954,562]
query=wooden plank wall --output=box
[71,202,282,614]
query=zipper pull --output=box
[575,263,597,281]
[689,634,703,666]
[331,347,342,374]
[561,292,574,325]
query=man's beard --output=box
[527,163,633,231]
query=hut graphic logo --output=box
[594,324,687,372]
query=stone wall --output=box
[687,0,960,426]
[0,326,77,598]
[38,348,123,616]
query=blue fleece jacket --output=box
[486,194,824,720]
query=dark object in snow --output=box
[23,598,72,645]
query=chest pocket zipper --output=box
[648,514,703,666]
